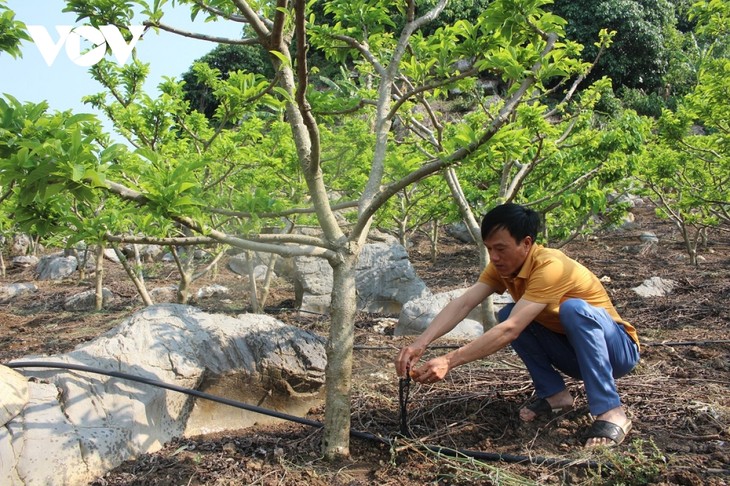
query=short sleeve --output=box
[522,257,573,304]
[478,263,507,294]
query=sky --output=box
[0,0,244,133]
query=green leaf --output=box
[269,50,291,68]
[71,164,85,182]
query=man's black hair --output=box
[480,203,540,243]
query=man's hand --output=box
[410,356,451,383]
[394,283,495,378]
[395,343,426,378]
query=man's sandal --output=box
[583,419,632,448]
[525,398,572,418]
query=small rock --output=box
[11,255,39,268]
[149,286,178,303]
[372,317,396,334]
[631,277,677,297]
[0,283,38,303]
[63,288,114,311]
[196,284,230,299]
[247,459,263,471]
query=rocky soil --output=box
[1,206,728,485]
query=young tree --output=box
[637,0,729,264]
[3,0,589,458]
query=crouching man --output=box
[395,203,640,447]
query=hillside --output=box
[1,205,728,485]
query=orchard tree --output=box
[381,25,645,247]
[637,0,729,265]
[2,0,592,458]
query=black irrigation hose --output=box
[398,376,413,438]
[7,361,326,430]
[6,361,602,469]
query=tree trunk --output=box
[679,224,699,266]
[443,168,497,329]
[429,219,439,264]
[94,243,105,311]
[397,216,408,247]
[113,244,153,306]
[74,248,87,281]
[258,253,278,310]
[245,250,260,313]
[322,252,357,459]
[133,244,144,281]
[170,246,192,304]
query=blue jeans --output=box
[500,299,640,416]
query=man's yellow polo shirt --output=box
[478,244,639,347]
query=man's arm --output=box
[409,298,547,383]
[395,282,494,377]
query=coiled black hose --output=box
[6,361,601,469]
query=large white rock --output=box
[355,243,431,314]
[35,255,78,280]
[0,283,38,303]
[292,242,431,315]
[0,365,28,426]
[396,289,513,339]
[293,255,333,314]
[2,304,326,486]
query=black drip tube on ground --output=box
[6,361,601,469]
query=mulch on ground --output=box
[2,206,728,485]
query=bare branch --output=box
[503,138,544,200]
[294,0,321,172]
[270,0,288,48]
[192,248,226,281]
[231,0,272,40]
[353,33,560,237]
[314,99,376,116]
[326,34,386,77]
[143,20,259,45]
[407,0,448,33]
[208,200,359,219]
[249,233,334,248]
[191,0,250,24]
[103,180,338,260]
[388,68,478,120]
[524,164,602,207]
[0,182,15,204]
[175,214,338,260]
[546,40,609,117]
[105,233,217,246]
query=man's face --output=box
[483,227,532,277]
